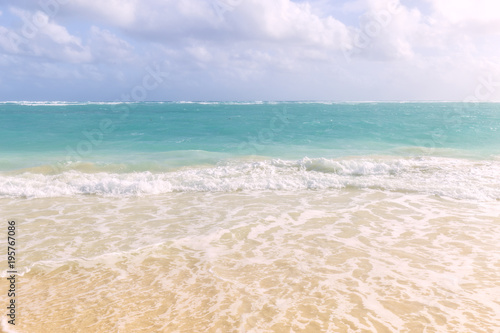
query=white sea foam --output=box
[0,317,20,333]
[0,157,498,200]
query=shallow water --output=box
[1,189,499,332]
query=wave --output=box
[1,157,498,201]
[0,101,126,106]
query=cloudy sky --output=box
[0,0,499,101]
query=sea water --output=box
[0,102,499,332]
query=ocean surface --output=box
[0,101,499,332]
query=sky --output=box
[0,0,500,101]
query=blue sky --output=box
[0,0,499,101]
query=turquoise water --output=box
[0,101,499,199]
[1,101,499,159]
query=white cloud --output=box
[40,15,81,45]
[64,0,138,27]
[89,26,135,64]
[0,8,90,63]
[48,0,350,53]
[0,6,139,66]
[429,0,500,26]
[228,0,350,49]
[0,26,19,53]
[342,0,420,60]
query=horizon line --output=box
[2,100,500,104]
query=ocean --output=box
[0,101,499,332]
